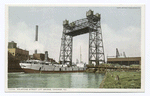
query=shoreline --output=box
[99,71,141,88]
[8,70,86,73]
[99,72,107,88]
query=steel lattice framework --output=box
[59,10,105,65]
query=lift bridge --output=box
[59,10,105,65]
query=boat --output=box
[19,60,86,73]
[76,62,86,68]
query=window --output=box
[45,63,49,65]
[34,62,38,64]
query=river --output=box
[8,72,105,88]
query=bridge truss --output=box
[59,10,105,65]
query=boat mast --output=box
[80,46,82,63]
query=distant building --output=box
[29,55,34,60]
[29,53,57,63]
[33,53,45,61]
[8,41,29,60]
[8,51,24,72]
[107,57,141,66]
[8,41,29,72]
[49,58,56,63]
[8,41,17,48]
[107,48,141,66]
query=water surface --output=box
[8,72,105,88]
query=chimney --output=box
[45,51,48,61]
[35,25,38,41]
[35,50,37,54]
[35,25,38,54]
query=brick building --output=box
[8,41,29,72]
[8,41,29,60]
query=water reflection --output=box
[8,73,105,88]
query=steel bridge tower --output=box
[59,10,105,65]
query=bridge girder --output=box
[59,13,105,65]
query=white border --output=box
[5,4,145,93]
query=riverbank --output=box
[86,64,140,73]
[85,68,106,73]
[100,71,141,88]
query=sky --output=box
[8,6,141,63]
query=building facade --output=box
[8,41,29,72]
[8,41,17,48]
[33,53,45,61]
[8,41,29,60]
[8,48,29,60]
[107,57,141,66]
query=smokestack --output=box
[35,25,38,41]
[45,51,48,61]
[35,50,37,54]
[35,25,38,54]
[80,46,82,63]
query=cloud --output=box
[9,21,63,62]
[9,22,45,55]
[8,7,141,64]
[37,20,63,61]
[102,23,141,59]
[73,34,89,63]
[8,21,141,63]
[72,24,141,63]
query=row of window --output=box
[16,53,28,57]
[10,52,28,57]
[21,61,50,65]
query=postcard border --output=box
[5,4,145,93]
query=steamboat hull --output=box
[22,68,85,73]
